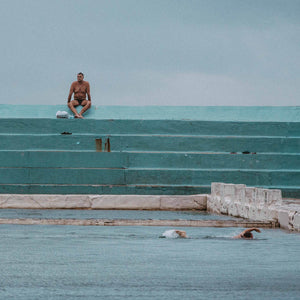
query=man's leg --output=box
[78,100,92,118]
[68,100,81,118]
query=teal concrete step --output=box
[0,151,125,168]
[0,184,210,195]
[127,152,300,170]
[0,118,299,136]
[0,168,299,186]
[0,168,125,184]
[0,134,299,153]
[0,183,298,198]
[0,106,299,197]
[125,169,300,186]
[0,151,299,170]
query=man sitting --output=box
[67,72,91,119]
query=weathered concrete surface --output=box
[1,105,300,121]
[0,194,207,210]
[277,199,300,232]
[0,218,276,228]
[0,187,298,231]
[208,182,300,232]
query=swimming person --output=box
[233,228,261,239]
[67,72,92,119]
[161,229,187,238]
[161,228,260,239]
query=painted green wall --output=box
[0,105,299,197]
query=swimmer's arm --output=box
[244,228,261,233]
[67,82,75,102]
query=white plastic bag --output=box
[56,111,69,119]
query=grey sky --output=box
[1,0,300,106]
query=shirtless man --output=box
[233,228,261,239]
[67,72,91,118]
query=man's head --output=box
[242,231,253,239]
[77,72,84,82]
[175,230,187,238]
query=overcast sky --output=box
[1,0,300,106]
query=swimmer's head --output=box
[175,230,187,238]
[242,231,253,239]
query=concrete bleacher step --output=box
[0,112,299,197]
[126,169,300,186]
[0,118,300,136]
[126,152,300,169]
[0,184,211,195]
[0,151,124,168]
[0,183,298,197]
[0,133,299,153]
[0,151,299,170]
[0,166,299,188]
[0,150,299,196]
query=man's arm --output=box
[233,228,261,239]
[86,82,91,101]
[67,82,75,103]
[243,228,261,234]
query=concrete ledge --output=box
[1,188,298,231]
[1,105,300,121]
[0,194,207,210]
[0,218,277,228]
[277,204,300,231]
[208,182,300,232]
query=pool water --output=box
[0,224,299,299]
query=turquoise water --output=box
[0,224,299,299]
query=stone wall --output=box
[208,182,300,232]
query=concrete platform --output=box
[1,104,299,121]
[0,218,277,228]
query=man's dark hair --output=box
[243,231,252,238]
[78,72,84,77]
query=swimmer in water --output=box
[233,228,261,239]
[161,229,187,238]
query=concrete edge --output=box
[208,182,300,232]
[0,218,277,228]
[0,194,208,210]
[1,190,299,232]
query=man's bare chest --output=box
[74,83,87,93]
